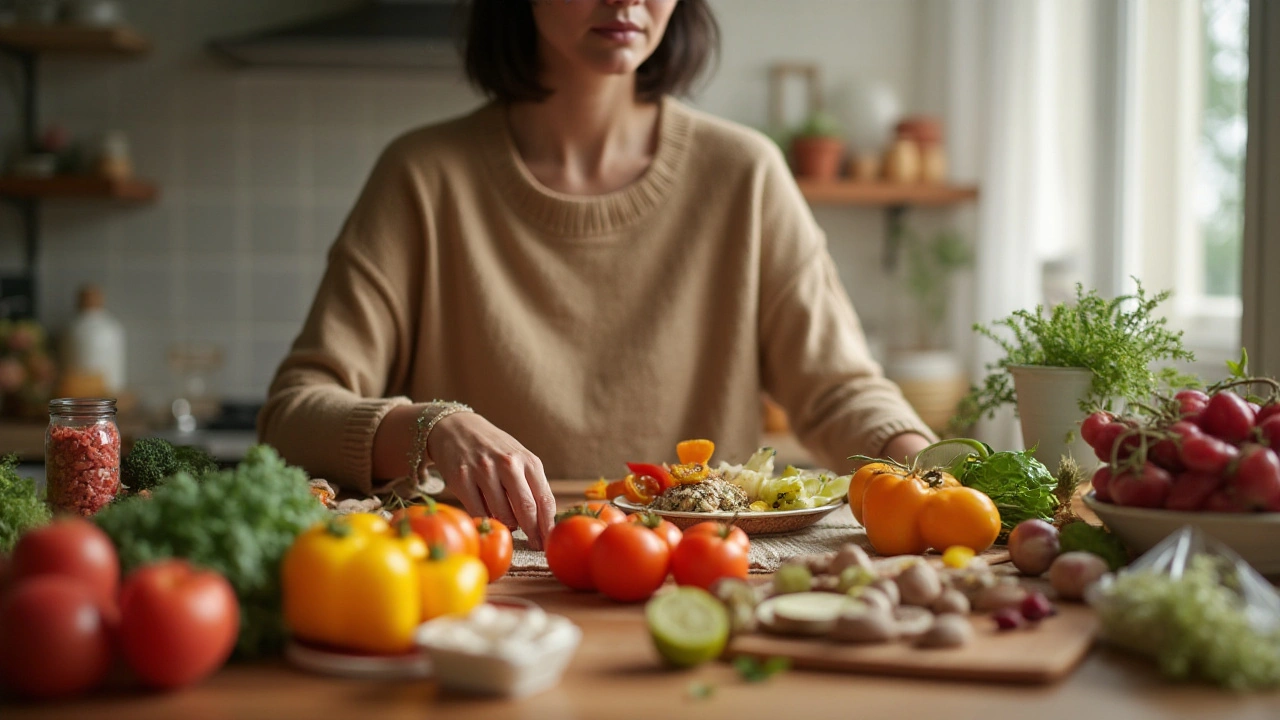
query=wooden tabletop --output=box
[4,482,1279,719]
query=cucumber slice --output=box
[646,588,730,668]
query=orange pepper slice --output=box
[670,462,710,485]
[623,474,660,504]
[584,479,609,500]
[605,479,629,499]
[676,439,715,465]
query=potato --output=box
[1049,551,1109,601]
[973,580,1027,612]
[895,562,942,607]
[930,588,971,615]
[830,544,874,576]
[916,613,974,649]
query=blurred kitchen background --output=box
[0,0,1274,468]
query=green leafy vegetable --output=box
[121,438,219,494]
[1094,555,1280,690]
[0,455,51,552]
[954,450,1058,533]
[1059,522,1128,570]
[952,280,1195,432]
[95,445,327,658]
[733,656,790,683]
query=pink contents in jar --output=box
[46,421,121,516]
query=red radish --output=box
[1228,445,1280,511]
[1174,389,1210,418]
[1179,434,1240,475]
[1165,471,1224,511]
[1203,489,1250,513]
[1093,422,1138,463]
[1200,392,1256,444]
[1258,403,1280,424]
[1110,463,1173,508]
[1149,437,1184,472]
[1091,466,1114,503]
[1080,411,1113,448]
[1259,416,1280,448]
[1169,420,1204,442]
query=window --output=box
[1127,0,1248,370]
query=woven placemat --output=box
[509,506,1009,577]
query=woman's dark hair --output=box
[461,0,720,103]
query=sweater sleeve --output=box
[257,142,425,494]
[755,146,936,472]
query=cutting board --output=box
[726,603,1098,684]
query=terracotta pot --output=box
[791,136,846,180]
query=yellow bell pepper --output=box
[420,545,488,621]
[282,513,428,654]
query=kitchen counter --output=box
[3,481,1278,719]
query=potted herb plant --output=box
[952,281,1194,468]
[790,111,846,181]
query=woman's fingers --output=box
[524,460,557,550]
[496,457,543,550]
[450,464,491,520]
[474,457,521,532]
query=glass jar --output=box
[45,397,121,516]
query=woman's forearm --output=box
[372,403,423,481]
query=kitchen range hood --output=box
[210,0,462,70]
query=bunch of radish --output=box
[1084,380,1280,512]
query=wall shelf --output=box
[0,25,149,56]
[795,179,980,270]
[0,25,154,319]
[797,181,979,206]
[0,176,158,202]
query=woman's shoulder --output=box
[669,98,790,174]
[374,103,502,173]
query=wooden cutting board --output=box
[726,603,1098,685]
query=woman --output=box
[260,0,934,550]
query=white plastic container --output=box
[63,284,126,394]
[415,603,581,698]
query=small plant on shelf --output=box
[789,111,846,181]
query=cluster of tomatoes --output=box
[545,502,750,602]
[0,519,238,700]
[389,500,514,582]
[1085,386,1280,511]
[847,462,1002,557]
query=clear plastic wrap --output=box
[1086,525,1280,690]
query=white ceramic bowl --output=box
[1083,492,1280,574]
[415,603,581,699]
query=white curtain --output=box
[925,0,1096,450]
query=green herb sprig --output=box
[951,280,1195,432]
[0,454,51,552]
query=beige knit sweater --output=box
[259,97,934,493]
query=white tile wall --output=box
[21,0,955,411]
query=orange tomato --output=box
[623,475,660,504]
[676,439,715,465]
[392,500,480,557]
[918,487,1001,554]
[472,517,514,582]
[848,462,895,524]
[860,468,961,556]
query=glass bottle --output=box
[46,397,121,516]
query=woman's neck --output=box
[506,75,661,196]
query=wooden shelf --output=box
[797,180,979,206]
[0,25,149,56]
[0,175,158,201]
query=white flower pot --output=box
[1008,365,1096,471]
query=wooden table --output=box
[4,483,1280,719]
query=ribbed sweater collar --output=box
[478,96,694,239]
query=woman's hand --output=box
[426,412,557,551]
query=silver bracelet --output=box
[407,400,474,481]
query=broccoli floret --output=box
[173,445,218,479]
[0,455,51,552]
[1059,521,1129,570]
[121,437,179,493]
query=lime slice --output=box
[646,588,730,668]
[916,438,991,473]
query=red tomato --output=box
[670,532,750,590]
[0,575,113,699]
[473,517,514,582]
[118,560,239,690]
[392,501,481,557]
[556,502,626,525]
[625,512,682,551]
[683,521,749,552]
[588,523,671,603]
[545,515,607,591]
[10,518,119,611]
